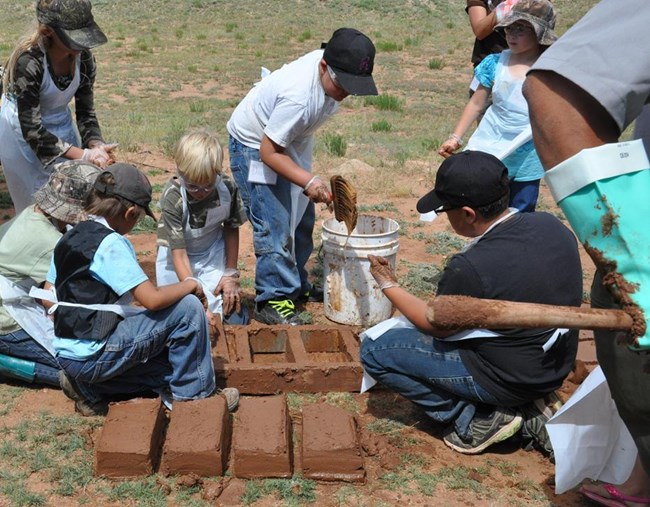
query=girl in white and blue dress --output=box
[438,0,557,212]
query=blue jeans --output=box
[228,135,315,303]
[0,329,61,386]
[57,295,215,403]
[509,179,540,212]
[360,327,499,440]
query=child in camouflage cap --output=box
[0,0,114,214]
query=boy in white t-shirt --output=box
[227,28,378,325]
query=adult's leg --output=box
[591,271,650,476]
[58,295,215,403]
[360,328,499,439]
[0,329,61,386]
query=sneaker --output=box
[520,391,563,459]
[219,387,240,412]
[443,407,523,455]
[298,286,324,303]
[59,371,108,417]
[254,299,304,325]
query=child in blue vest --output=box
[44,163,238,415]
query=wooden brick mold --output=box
[301,402,365,483]
[95,398,165,478]
[213,325,363,394]
[232,394,293,478]
[160,396,231,477]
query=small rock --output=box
[176,473,202,488]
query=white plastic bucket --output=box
[321,215,400,326]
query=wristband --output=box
[303,175,321,192]
[183,276,202,288]
[448,133,464,146]
[379,281,400,291]
[223,268,240,278]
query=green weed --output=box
[323,392,358,413]
[404,36,420,47]
[425,231,467,255]
[225,22,237,32]
[131,215,158,234]
[105,477,168,505]
[358,202,397,213]
[242,477,317,505]
[399,261,442,298]
[298,30,312,42]
[364,94,403,112]
[322,133,347,157]
[376,40,402,52]
[371,119,392,132]
[189,101,207,113]
[366,418,417,448]
[428,58,445,70]
[187,64,198,73]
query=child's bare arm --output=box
[171,248,194,282]
[131,278,200,311]
[438,86,490,158]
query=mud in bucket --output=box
[321,215,400,326]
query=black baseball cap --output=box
[94,163,155,219]
[36,0,107,51]
[417,151,509,213]
[322,28,378,96]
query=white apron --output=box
[466,51,529,158]
[0,274,56,356]
[156,181,231,314]
[0,52,81,213]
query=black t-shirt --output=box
[466,0,508,67]
[437,212,583,405]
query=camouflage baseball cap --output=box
[36,0,107,51]
[34,160,100,224]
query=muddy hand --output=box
[368,254,399,290]
[216,275,241,316]
[304,177,331,204]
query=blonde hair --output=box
[3,24,50,95]
[174,129,223,185]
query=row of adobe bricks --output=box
[95,394,365,482]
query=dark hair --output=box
[85,171,144,219]
[473,192,510,219]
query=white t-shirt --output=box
[226,49,339,168]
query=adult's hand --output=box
[303,176,332,204]
[82,147,111,168]
[368,254,399,290]
[216,273,241,316]
[438,138,461,158]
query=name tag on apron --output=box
[248,160,277,185]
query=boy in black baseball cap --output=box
[227,28,378,325]
[361,149,582,456]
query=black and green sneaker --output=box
[298,285,324,303]
[520,391,563,460]
[254,299,304,325]
[443,407,523,455]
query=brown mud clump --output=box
[584,243,646,344]
[599,195,619,237]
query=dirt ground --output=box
[0,146,601,507]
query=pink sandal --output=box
[580,484,650,507]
